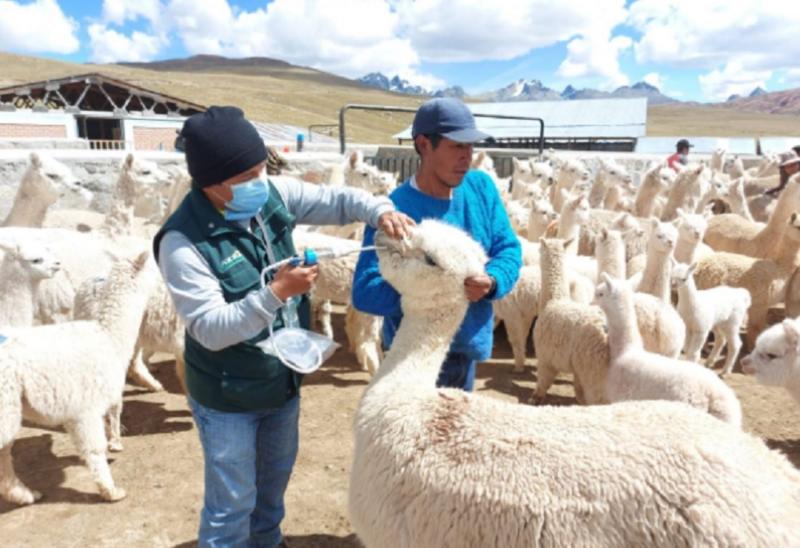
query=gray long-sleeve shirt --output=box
[158,176,393,351]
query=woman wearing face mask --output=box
[154,106,413,548]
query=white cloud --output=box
[395,0,629,63]
[629,0,800,99]
[643,72,662,89]
[88,24,164,63]
[557,34,632,89]
[102,0,161,25]
[698,61,771,102]
[0,0,79,54]
[160,0,444,88]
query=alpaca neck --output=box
[634,176,659,216]
[674,237,699,264]
[95,278,150,357]
[0,261,37,326]
[2,176,53,228]
[99,203,135,238]
[640,248,672,302]
[597,243,626,279]
[764,182,800,234]
[676,278,699,317]
[557,215,581,255]
[774,231,800,270]
[604,292,643,360]
[540,253,570,306]
[369,297,468,389]
[114,172,138,207]
[588,172,607,206]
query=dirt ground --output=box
[2,316,799,548]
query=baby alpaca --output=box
[672,261,751,375]
[0,241,60,326]
[0,251,155,505]
[741,318,800,403]
[596,274,742,427]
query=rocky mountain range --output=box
[357,73,677,104]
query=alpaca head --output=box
[561,193,590,224]
[0,240,60,281]
[24,152,83,207]
[344,153,395,195]
[648,218,678,253]
[530,160,555,186]
[538,237,571,276]
[595,227,623,256]
[531,197,558,225]
[670,260,697,289]
[593,272,631,314]
[741,318,800,386]
[512,157,535,184]
[676,208,709,245]
[375,220,487,310]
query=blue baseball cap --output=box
[411,98,491,143]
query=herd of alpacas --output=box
[1,147,799,545]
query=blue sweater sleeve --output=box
[482,181,522,300]
[351,225,402,316]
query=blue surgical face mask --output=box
[224,176,269,220]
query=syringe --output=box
[260,245,385,276]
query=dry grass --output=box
[2,51,800,142]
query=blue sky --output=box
[1,0,798,103]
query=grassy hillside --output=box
[2,51,800,143]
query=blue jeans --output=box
[188,395,300,548]
[436,352,476,391]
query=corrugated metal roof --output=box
[251,121,337,144]
[635,137,757,155]
[393,97,647,140]
[759,137,800,154]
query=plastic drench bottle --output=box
[296,133,305,152]
[283,296,301,328]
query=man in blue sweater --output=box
[352,98,522,391]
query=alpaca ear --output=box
[649,217,659,229]
[791,212,798,224]
[782,319,800,350]
[29,151,42,168]
[601,272,613,285]
[600,227,609,240]
[670,256,677,267]
[513,157,521,168]
[132,250,150,272]
[562,238,574,250]
[687,262,697,275]
[676,208,685,219]
[124,153,134,169]
[349,151,359,169]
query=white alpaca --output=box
[694,213,800,348]
[555,192,590,256]
[345,151,396,195]
[631,218,677,302]
[526,196,558,241]
[2,152,84,228]
[660,163,707,221]
[595,273,742,427]
[0,251,155,505]
[596,229,684,359]
[349,220,800,548]
[633,163,674,218]
[674,208,714,264]
[550,158,590,211]
[0,241,60,326]
[533,237,608,404]
[703,172,800,259]
[672,261,751,375]
[742,318,800,403]
[714,177,755,222]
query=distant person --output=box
[765,152,800,196]
[667,138,693,171]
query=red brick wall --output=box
[133,126,177,151]
[0,123,67,138]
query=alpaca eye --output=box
[423,253,437,267]
[31,258,43,264]
[766,353,778,360]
